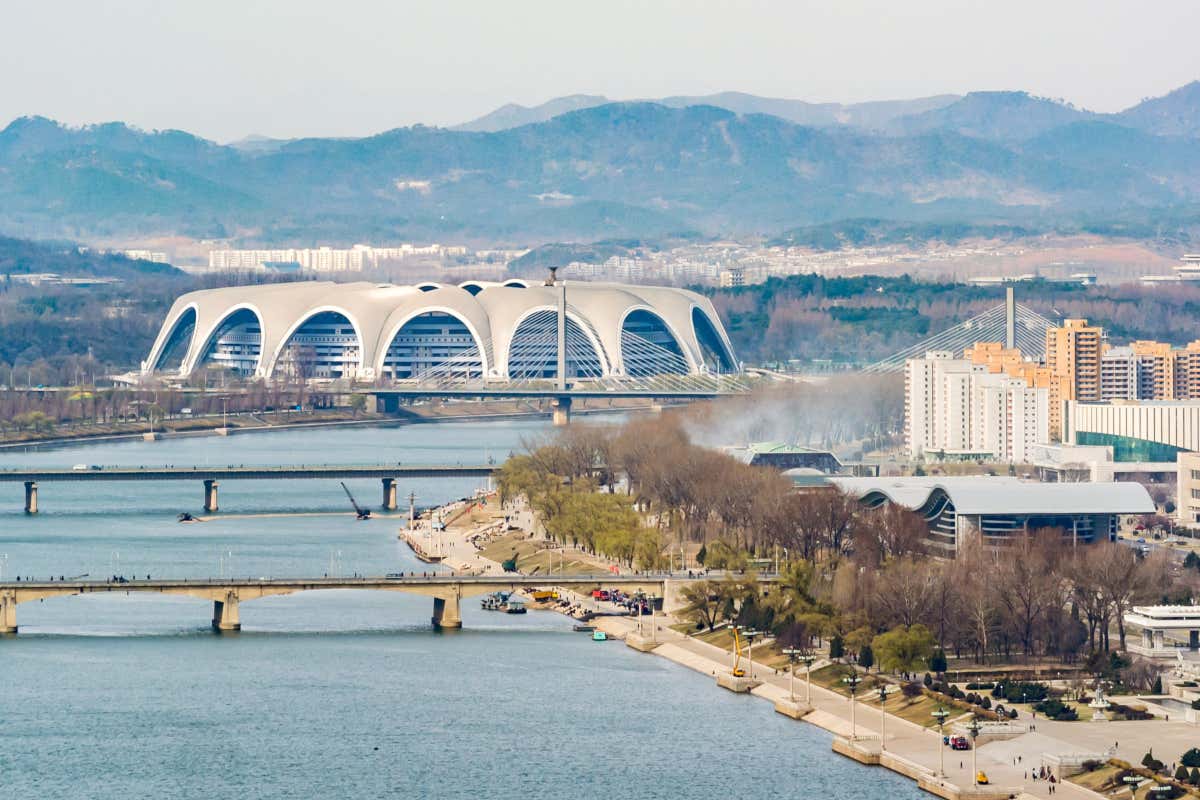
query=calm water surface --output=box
[0,419,925,799]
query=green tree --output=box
[872,624,936,674]
[930,649,948,674]
[829,634,844,661]
[858,643,874,672]
[348,393,367,416]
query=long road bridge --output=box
[0,573,709,634]
[0,464,497,514]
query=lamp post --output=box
[803,654,816,705]
[878,685,889,751]
[843,672,862,739]
[740,627,761,679]
[967,718,981,786]
[932,706,950,778]
[782,647,801,702]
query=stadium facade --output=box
[143,280,739,382]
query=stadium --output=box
[142,279,739,383]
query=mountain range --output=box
[1,82,1199,245]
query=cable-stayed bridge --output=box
[863,300,1056,374]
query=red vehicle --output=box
[592,589,611,601]
[950,736,971,751]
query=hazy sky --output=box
[5,0,1198,142]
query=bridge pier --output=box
[381,478,398,511]
[1,591,16,634]
[431,591,462,630]
[23,481,37,515]
[203,479,219,513]
[212,591,240,631]
[551,396,572,427]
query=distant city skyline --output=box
[4,0,1198,141]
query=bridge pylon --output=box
[212,591,240,631]
[431,591,462,630]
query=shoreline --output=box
[432,499,1102,800]
[0,402,653,451]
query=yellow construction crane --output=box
[731,626,747,677]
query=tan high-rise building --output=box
[1045,319,1104,439]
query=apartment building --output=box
[905,349,1049,463]
[1044,319,1103,439]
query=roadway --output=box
[0,464,496,482]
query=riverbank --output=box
[426,496,1191,800]
[0,397,660,451]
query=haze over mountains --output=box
[1,81,1199,245]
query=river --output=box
[0,417,926,799]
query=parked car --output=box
[950,736,971,751]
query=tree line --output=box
[496,412,1197,678]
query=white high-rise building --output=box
[905,351,1049,463]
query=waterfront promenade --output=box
[434,497,1191,800]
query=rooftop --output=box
[830,475,1155,515]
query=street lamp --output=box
[967,718,982,787]
[843,672,862,738]
[738,627,761,679]
[878,685,889,751]
[803,653,816,705]
[932,705,950,778]
[782,647,801,702]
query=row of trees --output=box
[497,413,1198,671]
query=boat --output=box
[481,592,508,611]
[572,624,595,633]
[592,631,608,641]
[501,598,527,614]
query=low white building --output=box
[905,351,1048,463]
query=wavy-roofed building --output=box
[142,280,739,382]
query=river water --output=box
[0,418,926,799]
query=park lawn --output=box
[478,532,608,575]
[1069,763,1200,799]
[861,690,947,728]
[811,663,859,693]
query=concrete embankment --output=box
[587,616,1047,800]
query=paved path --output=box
[597,615,1198,800]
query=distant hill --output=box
[454,95,610,132]
[456,91,961,132]
[0,234,181,277]
[4,88,1200,244]
[890,91,1095,140]
[1119,80,1200,138]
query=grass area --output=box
[1069,762,1200,799]
[860,690,954,728]
[478,532,611,576]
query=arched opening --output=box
[415,283,441,293]
[507,309,604,380]
[692,307,736,373]
[275,311,360,379]
[152,307,196,372]
[620,309,689,376]
[502,280,529,288]
[459,282,485,296]
[381,311,484,382]
[196,308,261,376]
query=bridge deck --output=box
[0,465,496,482]
[1,574,674,591]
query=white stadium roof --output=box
[143,279,739,382]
